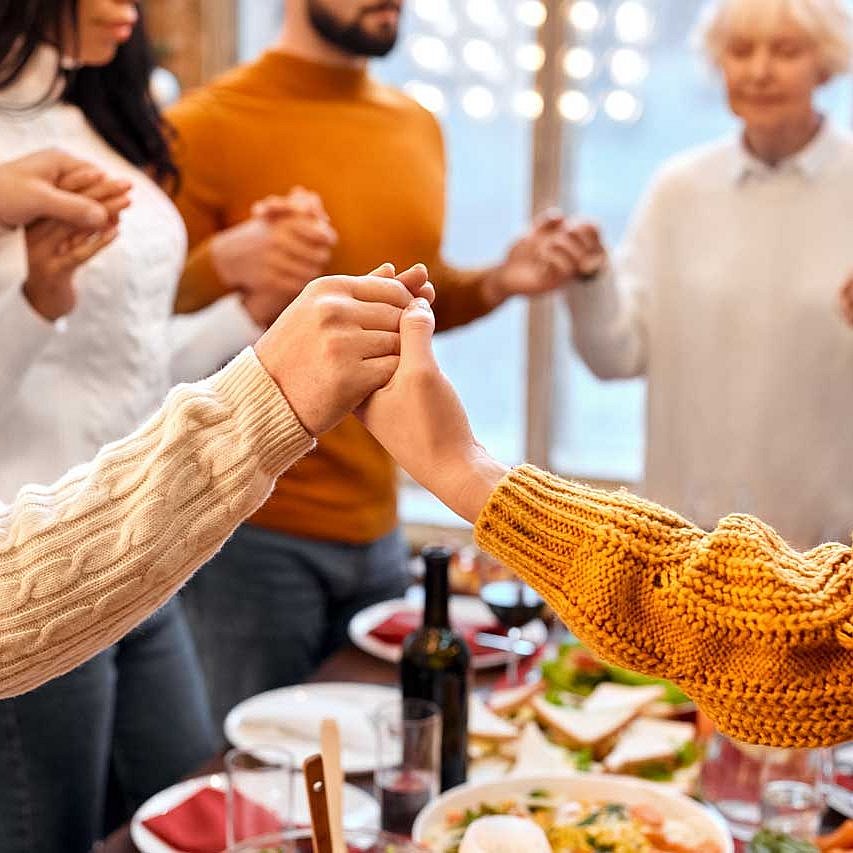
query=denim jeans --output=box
[182,524,408,734]
[0,598,215,853]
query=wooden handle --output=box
[320,719,346,853]
[303,754,332,853]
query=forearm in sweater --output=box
[564,266,647,380]
[0,228,61,411]
[430,256,496,332]
[0,348,314,698]
[175,237,230,314]
[475,465,853,748]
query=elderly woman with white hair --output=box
[560,0,853,550]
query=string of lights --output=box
[403,0,654,125]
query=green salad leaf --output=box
[748,830,819,853]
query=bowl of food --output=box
[411,773,733,852]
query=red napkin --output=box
[141,786,281,853]
[368,611,509,657]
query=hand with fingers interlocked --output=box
[481,210,608,305]
[22,168,132,321]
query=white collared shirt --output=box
[566,120,853,547]
[0,48,262,499]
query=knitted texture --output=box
[0,349,314,698]
[475,465,853,748]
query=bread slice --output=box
[487,678,544,716]
[531,695,637,759]
[582,683,665,715]
[510,720,578,777]
[603,718,696,775]
[470,694,518,742]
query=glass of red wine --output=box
[479,580,545,686]
[373,698,441,836]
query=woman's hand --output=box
[0,149,115,230]
[21,170,131,321]
[358,297,507,523]
[23,222,119,321]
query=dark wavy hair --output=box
[0,0,177,186]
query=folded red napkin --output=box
[141,786,281,853]
[368,611,509,657]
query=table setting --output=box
[107,549,853,853]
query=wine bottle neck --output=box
[422,556,450,629]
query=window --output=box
[551,0,853,482]
[237,0,853,521]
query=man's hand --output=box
[359,297,506,524]
[212,187,338,327]
[0,149,122,230]
[482,211,607,306]
[254,265,430,436]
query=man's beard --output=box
[307,0,400,57]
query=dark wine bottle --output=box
[400,546,471,792]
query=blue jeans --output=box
[182,524,408,733]
[0,598,215,853]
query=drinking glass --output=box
[373,698,440,836]
[699,732,832,842]
[759,747,831,840]
[225,746,294,847]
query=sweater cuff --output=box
[474,464,572,604]
[0,284,64,370]
[175,239,230,314]
[210,348,316,477]
[432,266,493,332]
[564,263,618,322]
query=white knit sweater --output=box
[0,348,314,699]
[566,120,853,548]
[0,46,263,498]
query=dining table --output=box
[101,643,502,853]
[101,642,851,853]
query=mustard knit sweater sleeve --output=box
[475,465,853,748]
[0,348,314,699]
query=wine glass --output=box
[479,579,545,685]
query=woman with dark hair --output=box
[0,2,271,850]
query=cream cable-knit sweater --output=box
[0,348,314,699]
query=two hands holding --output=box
[210,185,613,324]
[0,148,132,322]
[253,262,508,526]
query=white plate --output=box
[348,594,547,670]
[130,771,379,853]
[224,682,399,774]
[412,773,734,852]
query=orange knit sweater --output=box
[475,465,853,748]
[168,51,492,543]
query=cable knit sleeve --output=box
[0,348,315,698]
[475,465,853,749]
